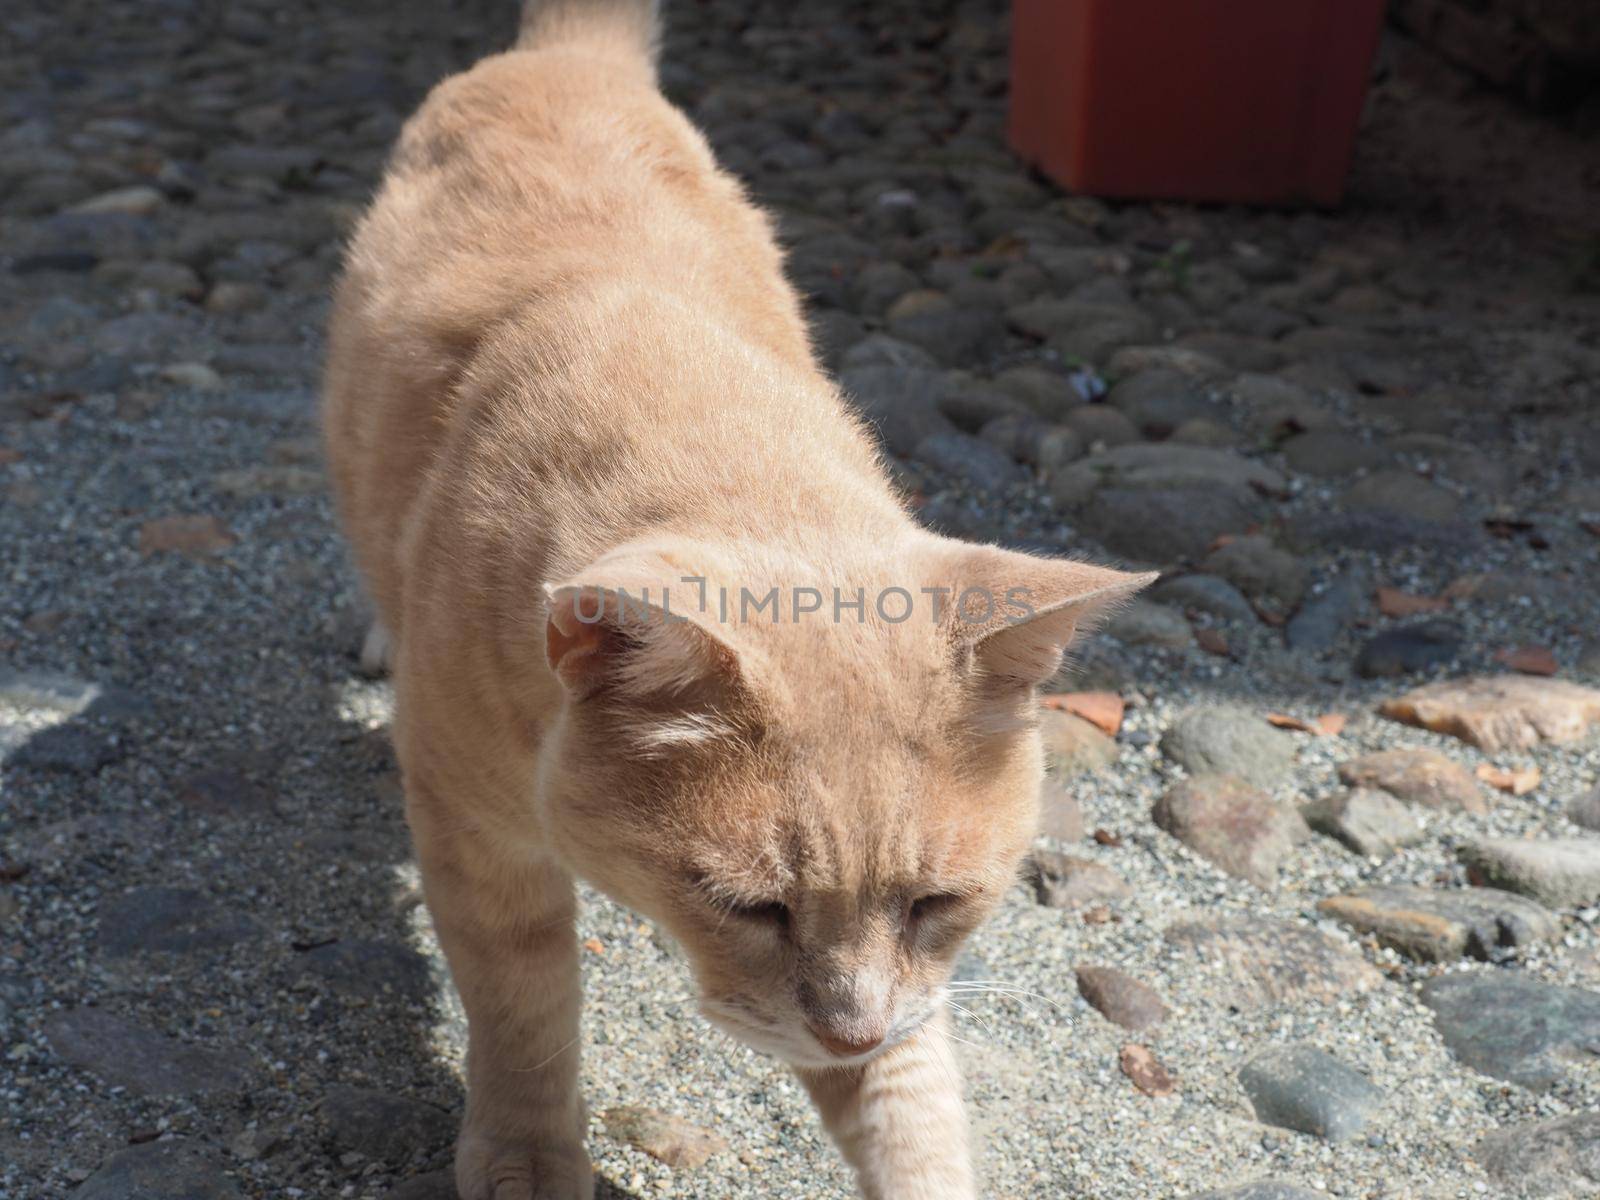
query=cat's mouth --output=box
[698,994,937,1069]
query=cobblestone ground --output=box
[3,2,1600,1198]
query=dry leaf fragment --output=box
[0,447,20,465]
[1040,691,1125,737]
[1195,628,1229,656]
[1376,586,1449,617]
[1265,713,1346,737]
[1119,1044,1176,1097]
[138,514,236,557]
[1475,763,1541,795]
[1493,646,1558,677]
[582,937,605,954]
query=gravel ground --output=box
[2,1,1600,1198]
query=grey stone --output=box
[8,724,125,773]
[1354,620,1463,678]
[1283,510,1483,557]
[1285,569,1370,654]
[73,1139,241,1200]
[1075,965,1168,1031]
[1163,917,1380,1009]
[0,669,143,719]
[888,302,1003,366]
[1186,1186,1321,1200]
[46,1009,249,1095]
[1150,574,1257,623]
[1073,487,1255,564]
[839,365,957,455]
[1279,430,1393,477]
[936,384,1030,434]
[300,938,433,1000]
[1302,789,1423,858]
[1028,852,1131,909]
[991,365,1089,421]
[1104,600,1192,649]
[1061,405,1141,448]
[1036,774,1085,842]
[1039,710,1120,777]
[1161,707,1297,789]
[1337,748,1488,813]
[1317,885,1559,962]
[911,431,1028,495]
[97,887,261,957]
[1106,368,1217,438]
[1478,1113,1600,1199]
[1571,787,1600,832]
[1152,775,1310,889]
[1460,837,1600,908]
[1420,973,1600,1088]
[322,1087,454,1163]
[1200,536,1308,609]
[1238,1045,1382,1142]
[1050,443,1287,507]
[979,414,1083,470]
[1343,469,1459,523]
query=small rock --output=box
[1284,569,1370,655]
[1317,885,1559,962]
[205,281,268,314]
[67,185,166,216]
[1073,486,1255,564]
[1075,965,1167,1031]
[8,724,124,774]
[300,939,432,1000]
[159,362,225,392]
[1028,852,1131,909]
[1062,405,1141,449]
[1118,1043,1176,1097]
[1151,573,1256,623]
[322,1087,454,1163]
[1478,1113,1600,1199]
[138,514,236,557]
[1337,748,1488,812]
[73,1139,240,1200]
[1238,1045,1382,1143]
[1036,775,1085,842]
[46,1009,248,1095]
[1420,973,1600,1088]
[97,887,261,957]
[1301,789,1423,858]
[1570,787,1600,832]
[1051,443,1286,507]
[1106,368,1215,438]
[1343,469,1459,523]
[1163,918,1380,1009]
[1460,837,1600,908]
[1279,430,1392,477]
[1186,1185,1321,1200]
[212,465,323,497]
[1152,775,1310,889]
[911,430,1027,494]
[1380,675,1600,751]
[1161,707,1297,788]
[177,769,271,815]
[1355,620,1463,678]
[601,1106,727,1169]
[1104,599,1192,648]
[1201,536,1308,610]
[1039,710,1119,777]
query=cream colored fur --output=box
[322,3,1151,1196]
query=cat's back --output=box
[323,30,814,619]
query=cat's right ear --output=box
[542,549,747,701]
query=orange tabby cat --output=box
[322,1,1151,1196]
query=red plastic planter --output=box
[1008,0,1388,207]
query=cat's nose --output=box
[810,1026,884,1058]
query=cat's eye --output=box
[907,892,964,924]
[726,899,790,929]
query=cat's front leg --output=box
[797,1011,975,1200]
[415,822,593,1200]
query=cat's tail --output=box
[516,0,661,63]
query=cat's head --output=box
[537,535,1151,1067]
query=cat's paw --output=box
[455,1129,594,1200]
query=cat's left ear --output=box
[931,542,1157,686]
